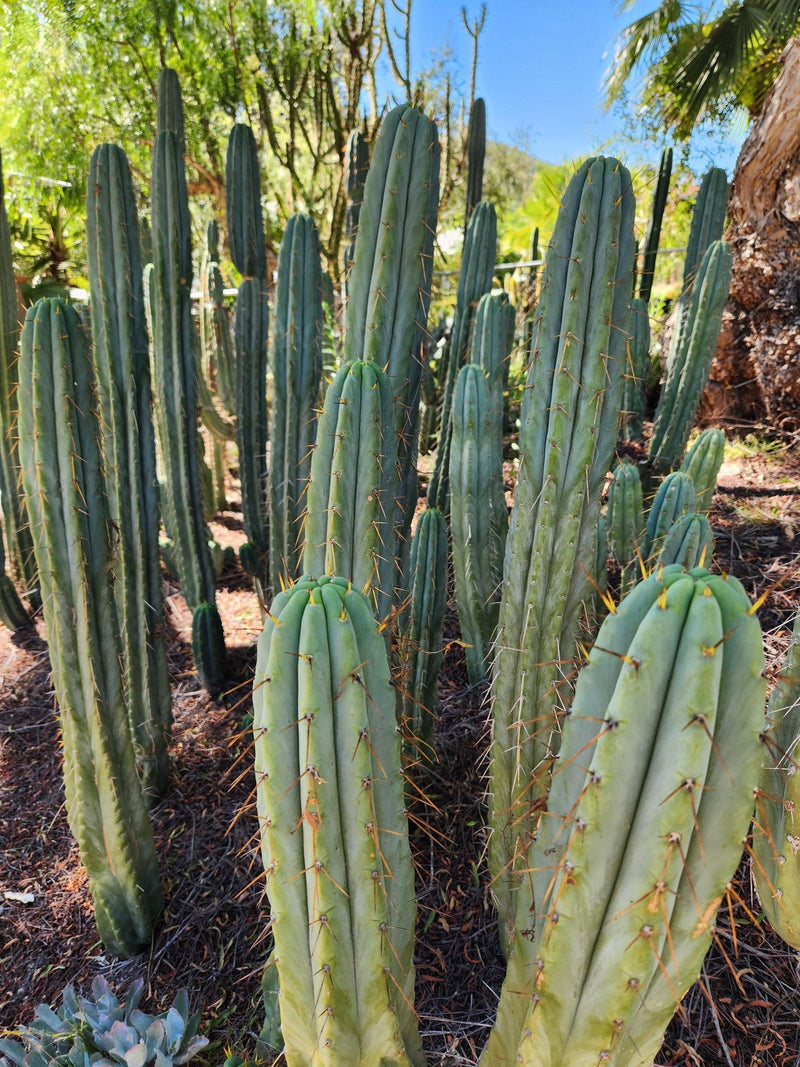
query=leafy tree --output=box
[608,2,800,428]
[606,0,800,140]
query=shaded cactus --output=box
[199,218,235,416]
[753,610,800,948]
[483,566,766,1065]
[427,199,497,512]
[637,145,672,306]
[606,458,646,597]
[488,157,636,945]
[253,576,424,1066]
[648,240,732,476]
[620,297,650,441]
[269,213,323,591]
[449,363,507,684]
[226,123,267,280]
[302,360,399,623]
[656,511,714,569]
[342,128,370,287]
[0,147,36,614]
[397,508,448,755]
[86,142,172,800]
[18,298,162,957]
[679,426,726,513]
[150,68,225,688]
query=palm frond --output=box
[604,0,692,102]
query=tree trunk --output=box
[702,36,800,432]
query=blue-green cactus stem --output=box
[19,298,163,957]
[87,142,172,800]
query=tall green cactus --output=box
[18,298,163,958]
[483,566,766,1065]
[270,213,323,591]
[449,363,507,684]
[644,470,697,559]
[397,507,449,755]
[489,157,636,945]
[150,67,225,687]
[753,610,800,948]
[253,576,424,1066]
[199,218,236,417]
[427,199,497,512]
[656,511,714,569]
[637,145,672,306]
[464,96,486,227]
[621,297,651,441]
[0,147,35,616]
[344,104,440,589]
[86,142,172,800]
[648,240,732,476]
[226,123,269,581]
[302,360,399,622]
[606,458,646,598]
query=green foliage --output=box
[606,0,800,140]
[0,977,207,1066]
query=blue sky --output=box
[391,0,744,173]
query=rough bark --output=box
[702,36,800,431]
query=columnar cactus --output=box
[0,148,35,617]
[656,511,714,569]
[270,213,323,591]
[86,142,172,800]
[199,218,235,417]
[753,610,800,948]
[472,288,515,396]
[18,298,163,957]
[449,364,507,683]
[464,96,486,227]
[427,199,497,512]
[644,470,697,559]
[682,165,728,292]
[253,576,424,1066]
[606,458,646,597]
[302,360,398,623]
[344,104,440,588]
[679,426,726,513]
[483,566,766,1066]
[342,129,370,287]
[150,68,225,688]
[620,297,651,441]
[489,157,636,944]
[637,145,672,306]
[226,123,269,581]
[648,240,732,476]
[397,508,449,755]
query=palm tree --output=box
[608,1,800,430]
[606,0,800,139]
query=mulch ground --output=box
[1,436,799,1066]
